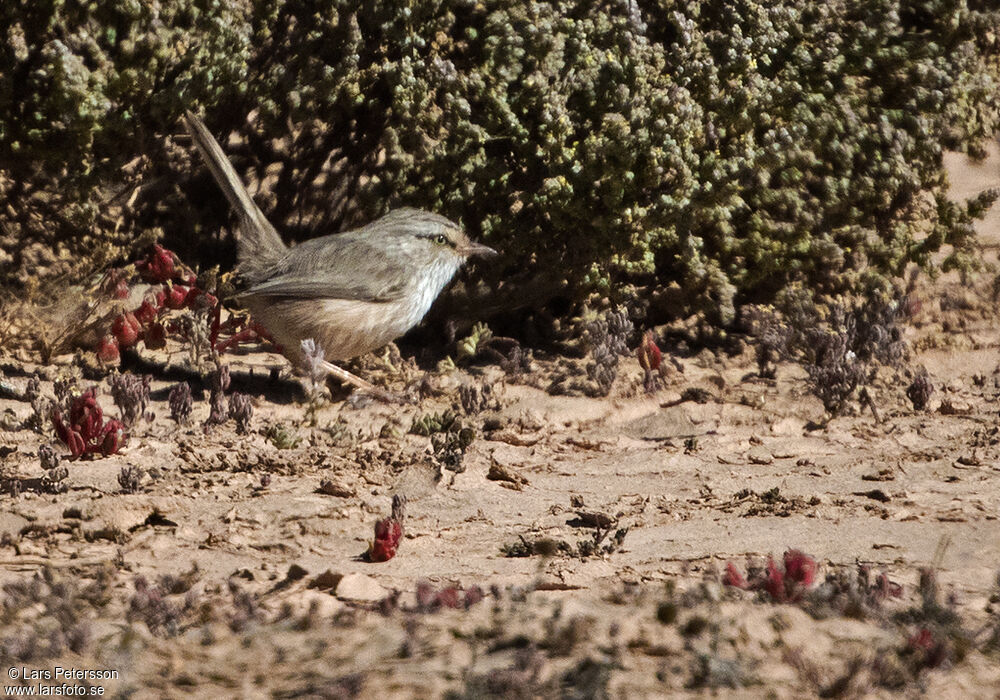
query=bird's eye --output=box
[433,234,448,245]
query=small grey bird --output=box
[183,111,495,397]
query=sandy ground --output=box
[2,152,1000,699]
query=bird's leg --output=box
[320,360,409,404]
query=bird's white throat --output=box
[400,257,461,331]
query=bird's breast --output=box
[241,257,460,365]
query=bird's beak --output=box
[461,241,498,259]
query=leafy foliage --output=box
[0,0,252,285]
[2,0,999,326]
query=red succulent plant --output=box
[722,549,818,603]
[52,389,128,459]
[94,244,279,364]
[369,495,406,562]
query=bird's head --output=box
[383,208,496,267]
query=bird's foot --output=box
[320,360,411,405]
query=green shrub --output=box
[2,0,998,329]
[0,0,252,285]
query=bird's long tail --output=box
[183,111,286,276]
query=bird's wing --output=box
[238,237,408,302]
[239,274,405,302]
